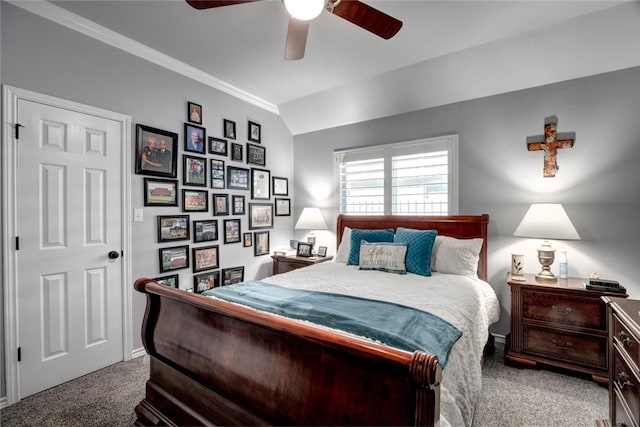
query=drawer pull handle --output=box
[618,330,632,347]
[616,372,635,390]
[551,339,573,349]
[551,305,572,315]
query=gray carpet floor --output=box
[0,342,608,426]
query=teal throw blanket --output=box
[203,281,461,368]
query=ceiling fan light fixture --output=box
[284,0,325,21]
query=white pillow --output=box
[358,241,408,274]
[334,226,352,263]
[431,236,483,277]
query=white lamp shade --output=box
[514,203,580,240]
[284,0,325,20]
[295,207,328,230]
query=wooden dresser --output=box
[601,297,640,427]
[271,255,333,275]
[506,273,627,384]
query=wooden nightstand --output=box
[505,273,627,384]
[271,255,333,275]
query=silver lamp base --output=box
[535,240,557,282]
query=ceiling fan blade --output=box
[332,0,402,40]
[186,0,262,10]
[284,18,310,61]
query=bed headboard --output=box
[336,214,490,281]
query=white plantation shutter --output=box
[334,135,458,216]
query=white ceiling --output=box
[16,1,640,134]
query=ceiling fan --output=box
[186,0,402,60]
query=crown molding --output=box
[8,0,279,115]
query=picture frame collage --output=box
[136,101,289,293]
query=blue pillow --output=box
[347,228,395,265]
[393,227,438,276]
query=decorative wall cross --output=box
[526,117,575,177]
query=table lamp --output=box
[295,207,328,251]
[513,203,580,281]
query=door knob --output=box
[108,251,120,259]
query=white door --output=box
[16,98,124,398]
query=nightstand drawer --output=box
[614,387,638,427]
[522,290,606,330]
[522,325,607,369]
[614,348,640,423]
[614,315,640,369]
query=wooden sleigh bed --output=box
[134,214,491,426]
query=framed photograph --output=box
[144,178,178,207]
[232,195,246,215]
[227,165,249,190]
[272,176,288,196]
[183,155,207,187]
[248,203,273,230]
[243,232,253,247]
[193,219,218,243]
[231,143,243,161]
[208,137,227,156]
[224,218,241,244]
[182,189,208,212]
[254,231,270,256]
[296,242,312,257]
[154,274,179,288]
[275,198,291,216]
[222,266,244,286]
[188,102,202,125]
[213,193,229,216]
[251,168,271,200]
[157,215,190,242]
[223,119,236,140]
[246,143,266,166]
[210,159,225,189]
[194,270,220,294]
[192,245,219,273]
[317,246,328,257]
[159,245,189,273]
[135,124,178,178]
[248,120,261,143]
[184,123,206,154]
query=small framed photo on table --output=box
[297,242,312,257]
[317,246,328,257]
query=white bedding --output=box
[260,261,500,427]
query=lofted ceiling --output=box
[15,1,640,135]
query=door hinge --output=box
[16,236,20,251]
[15,123,24,139]
[18,347,21,362]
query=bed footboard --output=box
[134,278,442,426]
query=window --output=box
[334,135,458,216]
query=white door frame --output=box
[2,85,133,405]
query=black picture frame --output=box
[182,189,208,212]
[213,193,229,216]
[210,159,225,189]
[184,123,206,154]
[154,274,179,288]
[159,245,189,273]
[208,137,228,156]
[275,198,291,216]
[231,143,243,161]
[157,215,190,243]
[222,266,244,286]
[188,102,202,125]
[297,242,312,257]
[232,195,246,215]
[246,143,266,166]
[192,245,219,273]
[194,270,220,294]
[223,119,237,140]
[243,232,253,247]
[144,178,178,207]
[135,124,178,178]
[224,218,241,244]
[248,203,273,230]
[193,219,218,243]
[227,166,249,190]
[254,231,270,256]
[272,176,288,196]
[183,155,207,187]
[317,246,328,257]
[248,120,261,143]
[251,168,271,200]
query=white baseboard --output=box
[0,396,7,409]
[131,347,147,359]
[491,333,506,344]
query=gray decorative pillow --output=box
[358,241,408,274]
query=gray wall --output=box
[0,3,294,399]
[293,67,640,336]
